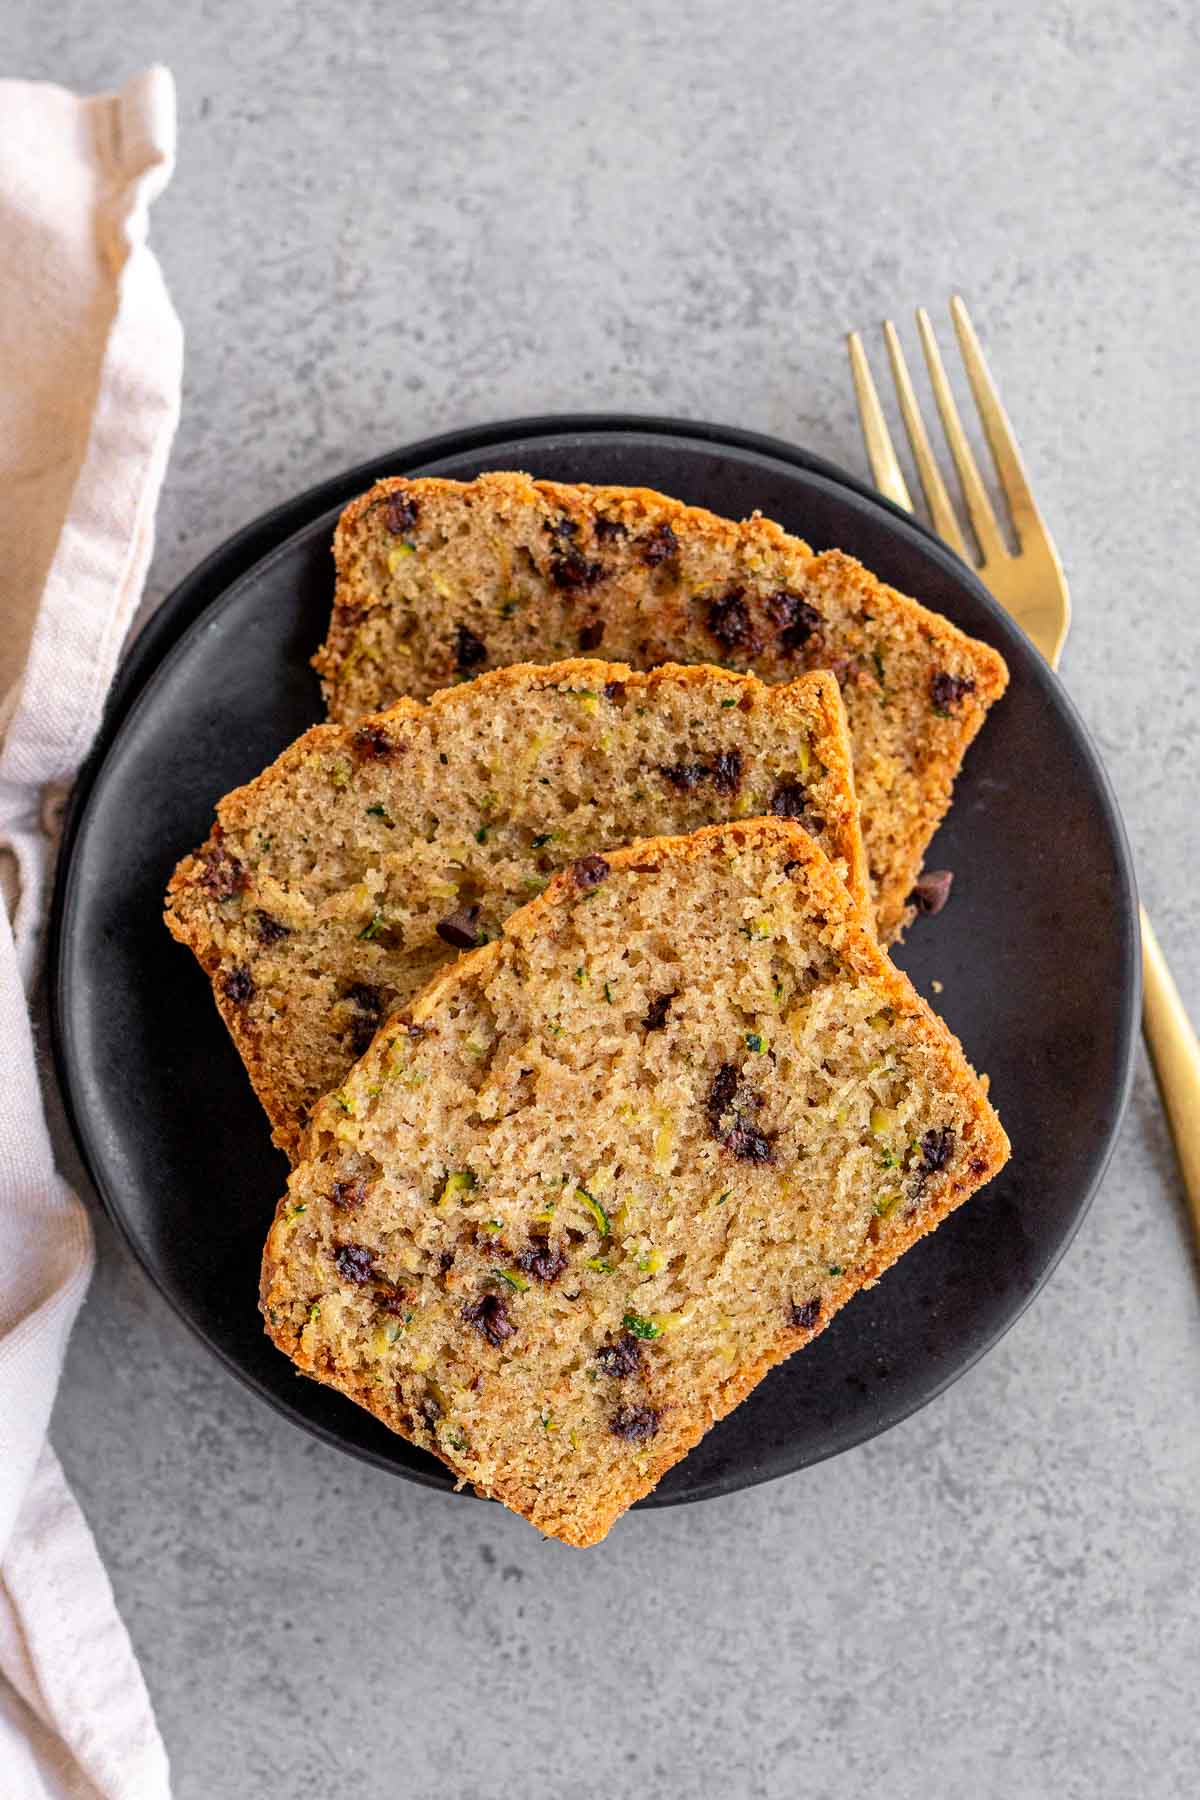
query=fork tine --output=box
[882,320,970,562]
[916,307,1008,565]
[950,295,1044,545]
[846,330,914,513]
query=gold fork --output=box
[847,296,1200,1239]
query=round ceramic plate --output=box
[50,418,1139,1507]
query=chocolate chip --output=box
[931,671,976,712]
[659,762,709,792]
[353,722,396,761]
[571,854,610,889]
[578,619,606,652]
[438,1249,456,1273]
[790,1296,822,1331]
[333,1243,375,1284]
[515,1240,569,1284]
[767,589,822,654]
[221,966,254,1005]
[199,846,248,901]
[724,1118,775,1163]
[706,1061,775,1164]
[594,516,628,541]
[705,588,760,655]
[706,1062,740,1129]
[640,522,679,566]
[546,515,579,541]
[603,680,626,704]
[919,1126,956,1175]
[383,491,419,535]
[463,1292,516,1346]
[454,624,488,672]
[329,1178,366,1211]
[549,547,603,590]
[436,903,482,949]
[610,1404,660,1442]
[770,780,809,821]
[712,749,743,795]
[908,869,954,916]
[256,911,289,945]
[596,1334,644,1379]
[969,1154,989,1178]
[379,1289,411,1315]
[642,991,677,1032]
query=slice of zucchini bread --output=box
[315,472,1009,939]
[165,661,866,1158]
[261,818,1009,1546]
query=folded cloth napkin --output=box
[0,67,181,1799]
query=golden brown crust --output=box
[315,472,1009,939]
[262,818,1009,1546]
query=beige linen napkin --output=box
[0,66,181,1799]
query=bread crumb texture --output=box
[261,820,1009,1546]
[316,473,1009,939]
[165,661,867,1157]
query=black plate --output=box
[51,418,1140,1507]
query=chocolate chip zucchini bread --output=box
[261,818,1009,1546]
[165,661,866,1157]
[315,473,1009,939]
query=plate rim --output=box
[48,413,1142,1508]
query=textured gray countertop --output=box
[16,3,1200,1796]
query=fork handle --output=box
[1140,904,1200,1236]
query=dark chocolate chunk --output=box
[438,1249,456,1273]
[596,1333,644,1379]
[640,522,679,566]
[571,853,610,889]
[770,780,809,821]
[256,910,289,945]
[463,1292,516,1347]
[706,1061,775,1164]
[436,903,482,949]
[454,623,488,672]
[930,671,976,712]
[908,869,954,916]
[705,588,760,654]
[919,1126,956,1175]
[549,546,603,590]
[767,589,822,654]
[199,845,248,901]
[642,991,677,1032]
[329,1177,367,1211]
[603,680,626,704]
[383,491,419,535]
[711,749,743,794]
[706,1062,740,1130]
[221,965,254,1005]
[546,514,579,541]
[515,1240,569,1284]
[790,1296,822,1331]
[724,1118,775,1163]
[594,516,628,541]
[353,722,397,761]
[333,1243,375,1284]
[379,1289,411,1315]
[577,619,606,652]
[610,1404,660,1442]
[659,761,709,792]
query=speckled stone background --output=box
[13,2,1200,1795]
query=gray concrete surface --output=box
[14,2,1200,1795]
